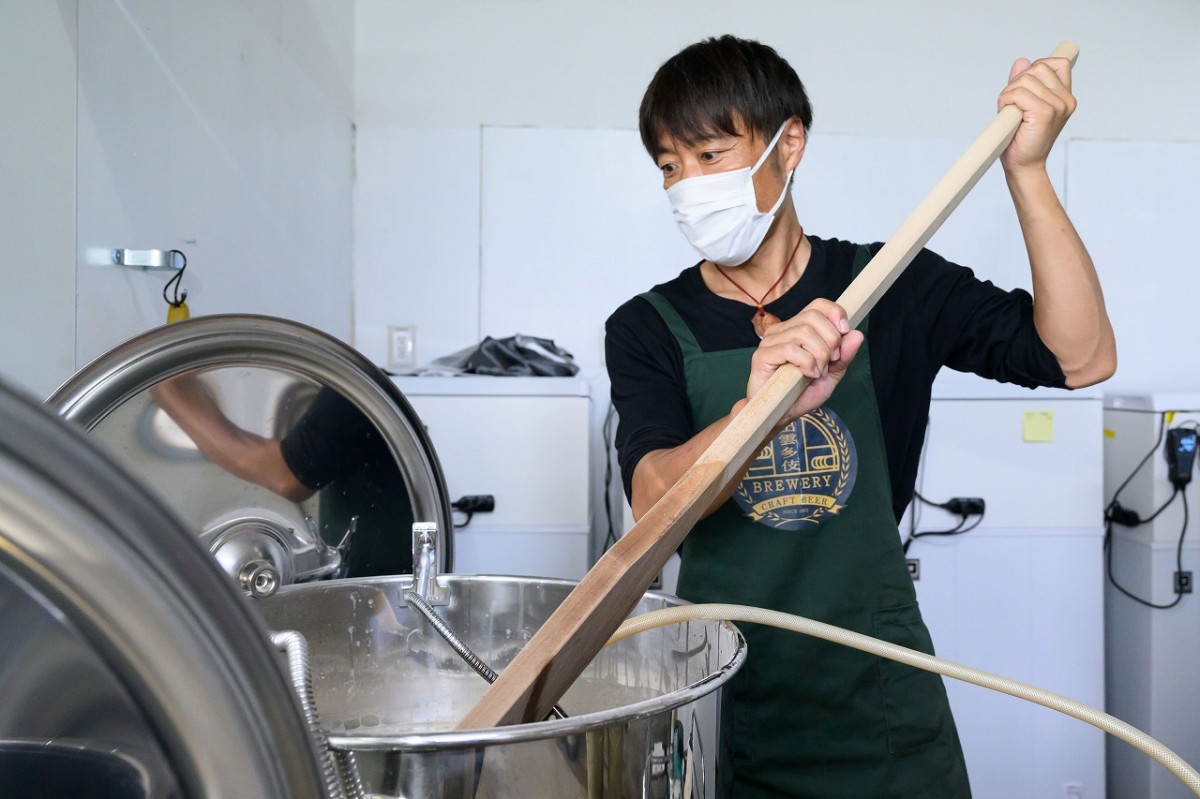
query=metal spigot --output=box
[239,559,281,598]
[411,522,448,605]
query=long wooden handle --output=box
[458,41,1080,730]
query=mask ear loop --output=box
[752,121,797,217]
[750,120,791,173]
[162,250,188,309]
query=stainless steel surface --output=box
[0,740,154,798]
[0,376,327,798]
[111,248,183,270]
[257,575,746,798]
[272,630,364,799]
[412,521,448,605]
[400,589,574,723]
[0,560,178,798]
[205,513,340,595]
[46,314,454,585]
[402,519,563,722]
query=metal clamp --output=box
[411,522,448,605]
[111,249,184,271]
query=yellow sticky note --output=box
[1023,410,1054,442]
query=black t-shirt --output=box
[279,387,387,491]
[604,235,1068,522]
[280,387,414,576]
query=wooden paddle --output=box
[458,40,1080,730]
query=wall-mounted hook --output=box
[111,249,185,271]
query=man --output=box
[605,35,1114,797]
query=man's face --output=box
[654,121,800,213]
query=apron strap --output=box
[852,244,876,333]
[639,291,702,358]
[853,243,875,276]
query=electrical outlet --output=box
[387,325,416,371]
[906,559,920,581]
[1176,571,1193,594]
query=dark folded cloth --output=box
[416,335,579,377]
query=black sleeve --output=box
[914,250,1066,386]
[279,387,384,491]
[868,247,1067,520]
[604,296,694,500]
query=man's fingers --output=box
[828,331,864,378]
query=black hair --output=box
[638,35,813,159]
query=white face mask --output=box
[665,122,793,266]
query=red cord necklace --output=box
[714,232,804,338]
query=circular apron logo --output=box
[732,406,857,529]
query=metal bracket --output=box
[412,521,448,605]
[111,249,184,271]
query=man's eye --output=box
[660,163,677,175]
[700,151,719,162]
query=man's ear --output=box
[781,118,806,171]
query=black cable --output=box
[913,491,943,509]
[905,513,984,553]
[450,495,494,529]
[1105,412,1167,516]
[1103,412,1190,609]
[162,250,188,307]
[1105,488,1187,609]
[903,490,984,553]
[602,402,619,551]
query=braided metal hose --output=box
[403,590,568,720]
[271,630,365,799]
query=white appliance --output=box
[394,375,592,580]
[1103,393,1200,799]
[910,386,1107,798]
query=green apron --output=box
[640,247,970,798]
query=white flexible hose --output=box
[609,603,1200,797]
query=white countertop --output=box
[930,370,1103,401]
[1103,392,1200,412]
[391,374,591,398]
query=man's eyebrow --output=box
[689,130,742,147]
[656,131,739,156]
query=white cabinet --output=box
[909,391,1107,798]
[395,376,591,580]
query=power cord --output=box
[1103,412,1194,609]
[451,494,495,529]
[903,492,986,553]
[602,402,619,552]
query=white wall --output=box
[74,0,356,368]
[0,2,78,399]
[0,0,357,399]
[355,0,1198,141]
[352,0,1200,387]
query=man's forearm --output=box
[1008,167,1116,387]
